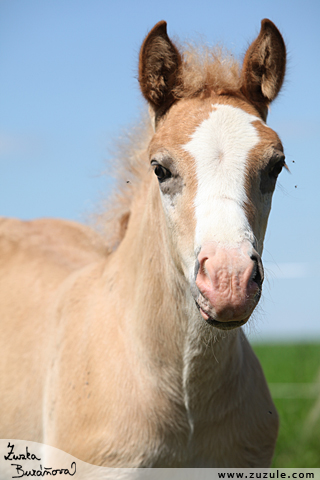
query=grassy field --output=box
[253,343,320,468]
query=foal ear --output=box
[139,21,182,125]
[241,19,286,120]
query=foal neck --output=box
[111,176,242,385]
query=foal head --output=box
[139,20,286,330]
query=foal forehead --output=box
[149,96,282,167]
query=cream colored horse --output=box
[0,19,287,467]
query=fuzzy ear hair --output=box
[241,19,286,120]
[138,21,182,126]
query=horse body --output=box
[0,20,287,467]
[0,218,107,441]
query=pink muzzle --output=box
[194,242,263,328]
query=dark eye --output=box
[151,162,172,182]
[269,160,285,179]
[260,152,287,194]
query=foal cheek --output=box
[161,193,197,273]
[244,175,273,254]
[176,194,197,257]
[253,193,273,252]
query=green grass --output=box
[253,343,320,468]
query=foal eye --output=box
[151,162,172,182]
[269,160,285,179]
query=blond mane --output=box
[95,43,241,251]
[175,42,241,98]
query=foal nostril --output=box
[250,254,264,288]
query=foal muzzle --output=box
[191,242,264,330]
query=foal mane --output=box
[94,42,241,252]
[174,41,241,99]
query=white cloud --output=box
[264,262,316,279]
[0,132,43,159]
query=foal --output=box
[0,19,286,467]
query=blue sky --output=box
[1,0,319,341]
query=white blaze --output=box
[183,104,260,248]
